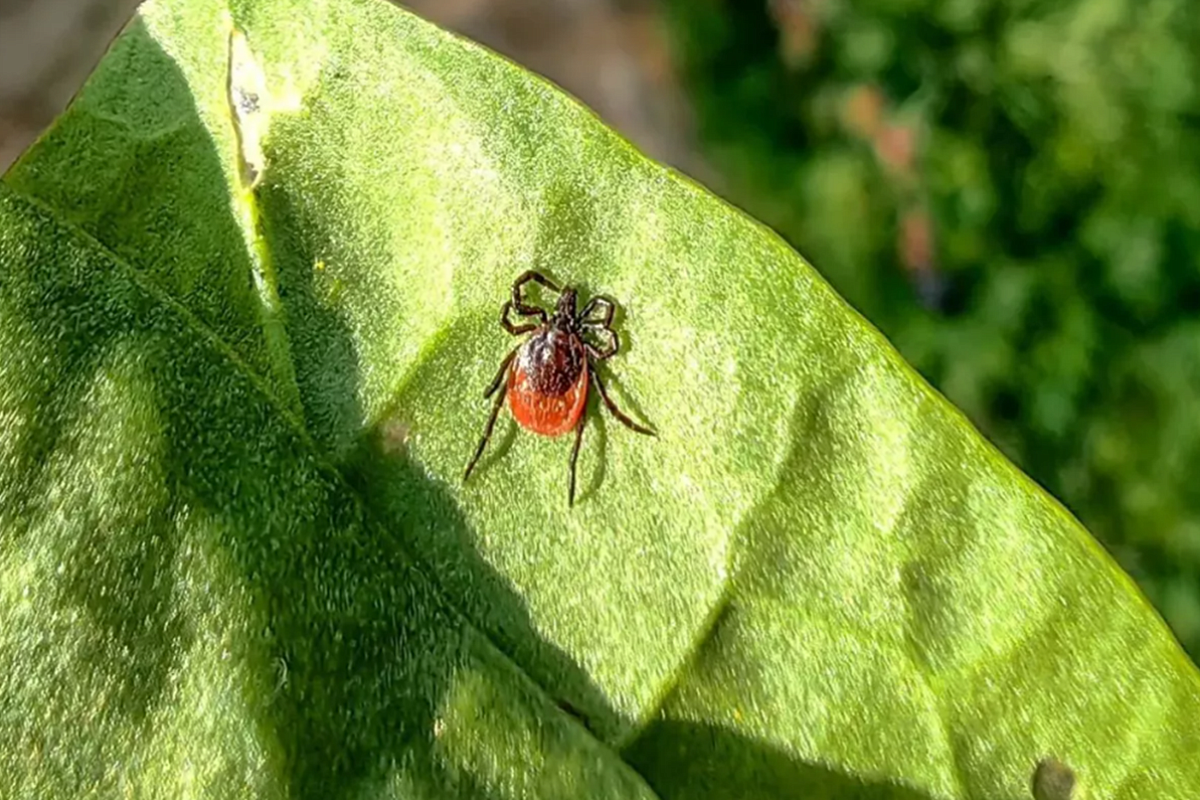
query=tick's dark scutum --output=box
[518,327,585,396]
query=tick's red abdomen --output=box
[508,327,587,437]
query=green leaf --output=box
[2,0,1198,797]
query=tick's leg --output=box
[568,413,587,507]
[484,347,519,398]
[589,363,655,435]
[581,296,618,359]
[464,377,509,482]
[580,296,615,327]
[512,270,560,317]
[584,328,619,361]
[501,301,540,335]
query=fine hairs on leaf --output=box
[1,0,1198,798]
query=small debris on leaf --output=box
[1032,756,1081,800]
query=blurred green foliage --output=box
[663,0,1200,658]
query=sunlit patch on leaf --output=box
[227,25,270,189]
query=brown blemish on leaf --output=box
[1032,756,1079,800]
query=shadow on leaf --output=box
[625,719,937,800]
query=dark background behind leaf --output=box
[401,0,1200,662]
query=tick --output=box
[463,270,655,506]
